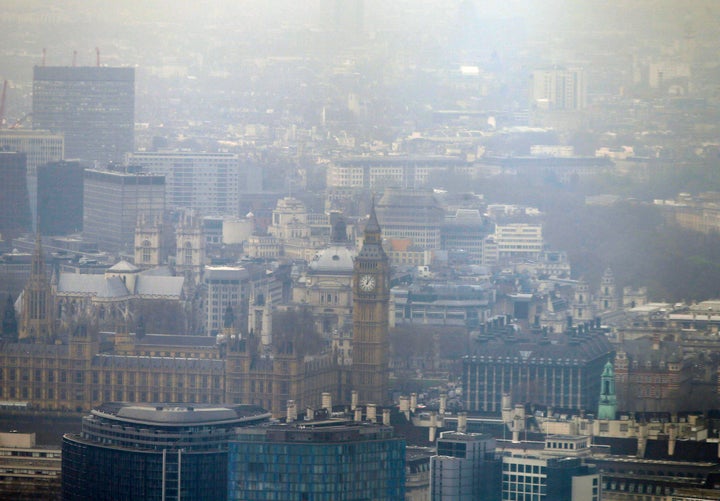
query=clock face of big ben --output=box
[359,274,376,292]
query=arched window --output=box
[142,240,152,263]
[184,241,193,265]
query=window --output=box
[184,241,193,265]
[142,240,152,262]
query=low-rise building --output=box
[0,432,60,501]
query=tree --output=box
[272,307,324,357]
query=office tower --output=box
[501,436,600,501]
[491,223,544,264]
[127,152,260,216]
[205,266,249,336]
[37,160,84,235]
[531,67,587,110]
[32,66,134,166]
[62,402,271,501]
[0,152,31,241]
[228,419,405,501]
[375,188,445,257]
[83,167,165,251]
[0,130,64,228]
[430,432,501,501]
[352,204,391,405]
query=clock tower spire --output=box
[352,201,390,406]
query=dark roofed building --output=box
[462,321,613,414]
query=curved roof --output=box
[93,402,271,426]
[309,245,356,274]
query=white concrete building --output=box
[127,151,260,216]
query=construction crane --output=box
[0,80,7,128]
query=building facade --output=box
[127,152,255,216]
[531,67,587,111]
[325,156,471,190]
[83,167,165,251]
[62,402,271,501]
[32,66,134,166]
[228,419,405,501]
[0,129,64,228]
[0,152,31,241]
[0,432,60,501]
[376,187,445,254]
[462,324,614,414]
[430,431,501,501]
[37,161,84,236]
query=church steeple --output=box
[19,231,55,342]
[598,360,617,420]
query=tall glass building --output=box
[61,402,271,501]
[32,66,134,166]
[228,419,406,501]
[83,167,165,251]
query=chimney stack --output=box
[457,412,468,433]
[286,400,297,423]
[366,403,377,423]
[322,392,332,413]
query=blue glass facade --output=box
[228,422,405,501]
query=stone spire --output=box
[19,231,55,342]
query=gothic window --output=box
[142,240,151,263]
[184,241,193,265]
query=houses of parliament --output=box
[0,209,391,417]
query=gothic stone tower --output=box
[19,232,55,342]
[134,213,165,268]
[351,204,390,406]
[597,267,618,312]
[175,210,205,285]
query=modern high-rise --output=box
[83,167,165,251]
[228,419,405,501]
[0,151,31,240]
[0,130,64,228]
[32,66,134,166]
[37,160,84,235]
[126,152,261,216]
[430,431,501,501]
[531,67,587,111]
[61,402,271,501]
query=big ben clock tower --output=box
[352,203,390,405]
